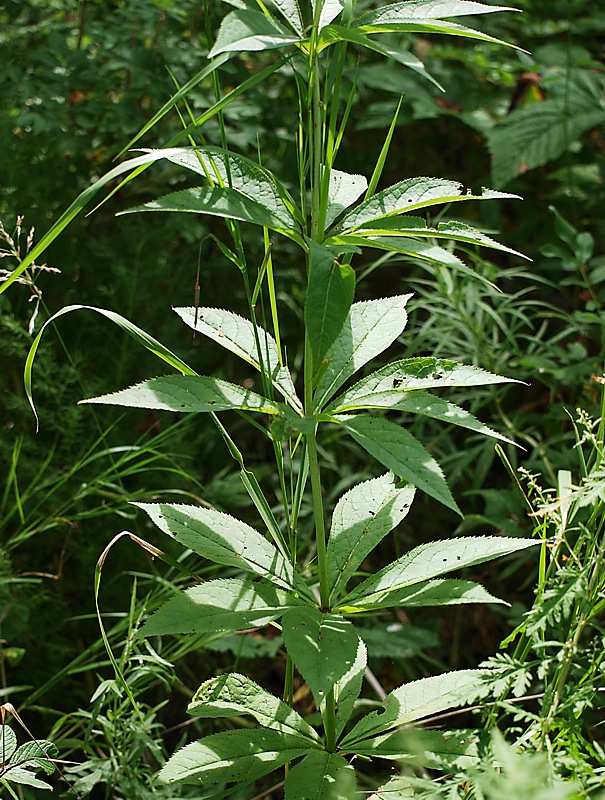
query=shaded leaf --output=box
[285,751,357,799]
[351,728,479,769]
[334,638,367,738]
[340,578,506,612]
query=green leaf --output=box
[341,536,538,608]
[324,169,368,229]
[135,503,312,597]
[316,0,345,29]
[488,93,605,188]
[139,578,300,637]
[159,729,314,785]
[155,146,302,227]
[350,728,479,769]
[327,473,416,602]
[336,415,460,515]
[305,241,356,373]
[12,741,57,775]
[208,9,303,57]
[175,306,303,412]
[270,0,304,34]
[81,375,283,415]
[0,727,17,762]
[282,608,360,707]
[334,638,367,738]
[340,669,492,747]
[329,357,518,411]
[188,673,321,743]
[339,578,506,612]
[319,26,443,90]
[285,751,357,799]
[314,295,412,409]
[329,390,515,445]
[121,185,303,244]
[333,179,520,234]
[352,2,518,49]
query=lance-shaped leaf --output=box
[333,180,519,234]
[350,728,479,769]
[188,673,320,743]
[139,578,300,637]
[330,357,518,409]
[175,306,302,412]
[314,295,412,409]
[159,729,314,785]
[154,147,302,227]
[81,375,283,415]
[327,473,416,602]
[316,0,345,30]
[329,391,515,445]
[334,637,367,739]
[340,669,492,747]
[340,536,538,608]
[305,241,355,373]
[269,0,304,34]
[324,169,368,229]
[339,578,505,612]
[121,186,304,244]
[319,26,443,90]
[135,503,312,597]
[352,2,518,49]
[336,415,460,515]
[285,751,356,799]
[282,608,360,707]
[208,9,303,58]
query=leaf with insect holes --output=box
[314,295,412,409]
[340,669,493,747]
[329,390,515,445]
[135,503,312,599]
[332,179,520,234]
[175,306,302,412]
[330,357,518,410]
[139,578,303,637]
[336,415,460,514]
[188,673,321,744]
[305,241,355,373]
[340,536,538,609]
[281,608,360,708]
[339,578,506,612]
[334,638,367,738]
[159,729,314,785]
[81,375,284,415]
[351,1,518,49]
[152,147,302,227]
[285,751,357,799]
[327,473,416,602]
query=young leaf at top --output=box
[159,729,314,786]
[313,294,412,409]
[139,578,302,638]
[340,535,538,609]
[284,751,357,800]
[135,503,312,598]
[281,607,360,708]
[336,415,460,515]
[175,306,303,412]
[81,375,284,416]
[188,673,321,744]
[305,240,356,374]
[340,669,493,748]
[327,473,416,602]
[208,9,303,58]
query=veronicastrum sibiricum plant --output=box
[14,0,540,796]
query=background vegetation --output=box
[1,0,604,797]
